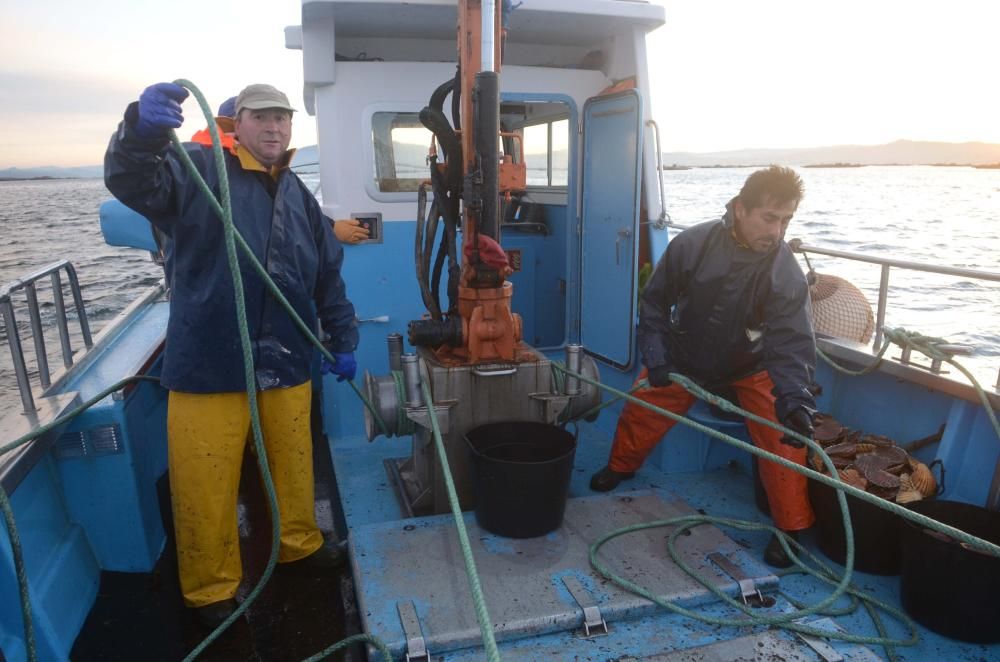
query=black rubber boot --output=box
[589,465,636,492]
[281,540,347,573]
[193,598,238,629]
[763,530,800,569]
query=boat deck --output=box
[70,400,360,661]
[68,405,1000,660]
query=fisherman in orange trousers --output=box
[590,166,817,568]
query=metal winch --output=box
[363,335,601,516]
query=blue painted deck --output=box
[328,395,1000,660]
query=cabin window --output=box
[371,112,434,192]
[522,118,569,188]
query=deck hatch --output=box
[349,489,778,658]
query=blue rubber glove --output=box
[134,83,189,139]
[321,351,357,382]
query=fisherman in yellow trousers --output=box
[105,82,359,627]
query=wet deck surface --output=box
[71,403,362,661]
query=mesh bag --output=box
[809,273,875,343]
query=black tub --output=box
[465,421,576,538]
[900,499,1000,643]
[808,479,903,575]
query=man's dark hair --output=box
[738,165,804,211]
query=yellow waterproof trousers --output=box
[167,381,323,607]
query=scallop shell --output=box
[838,468,868,491]
[814,415,845,443]
[874,445,909,465]
[811,452,827,472]
[868,469,901,490]
[910,461,937,497]
[863,434,896,448]
[854,453,894,475]
[896,489,924,504]
[898,473,914,492]
[825,441,859,457]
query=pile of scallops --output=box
[810,414,937,503]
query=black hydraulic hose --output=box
[419,106,463,192]
[431,224,449,311]
[451,66,462,131]
[414,184,440,319]
[429,156,461,316]
[423,186,441,317]
[429,77,454,115]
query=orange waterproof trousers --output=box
[608,369,815,531]
[167,381,323,607]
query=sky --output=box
[1,0,999,167]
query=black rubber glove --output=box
[647,366,672,388]
[780,408,814,448]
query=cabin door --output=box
[579,90,643,368]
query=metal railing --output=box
[787,239,1000,352]
[0,260,92,413]
[645,119,669,229]
[658,221,1000,388]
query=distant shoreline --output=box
[663,163,1000,170]
[0,176,84,182]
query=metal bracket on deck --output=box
[397,601,430,661]
[792,618,846,662]
[707,552,765,606]
[561,576,609,638]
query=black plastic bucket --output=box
[899,500,1000,643]
[808,479,903,575]
[465,421,576,538]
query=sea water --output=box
[0,166,997,414]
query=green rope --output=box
[816,337,892,377]
[0,375,163,662]
[881,327,1000,442]
[158,86,390,438]
[0,488,32,662]
[167,79,283,661]
[554,365,1000,557]
[165,80,397,660]
[548,360,642,424]
[551,362,1000,653]
[418,362,501,661]
[391,371,416,437]
[301,633,392,662]
[589,516,917,649]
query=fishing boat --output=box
[2,1,999,660]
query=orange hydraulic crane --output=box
[407,0,528,364]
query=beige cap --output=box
[235,84,295,115]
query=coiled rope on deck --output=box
[552,362,1000,658]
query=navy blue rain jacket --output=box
[104,103,358,393]
[637,199,816,420]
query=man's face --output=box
[234,108,292,167]
[734,196,797,253]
